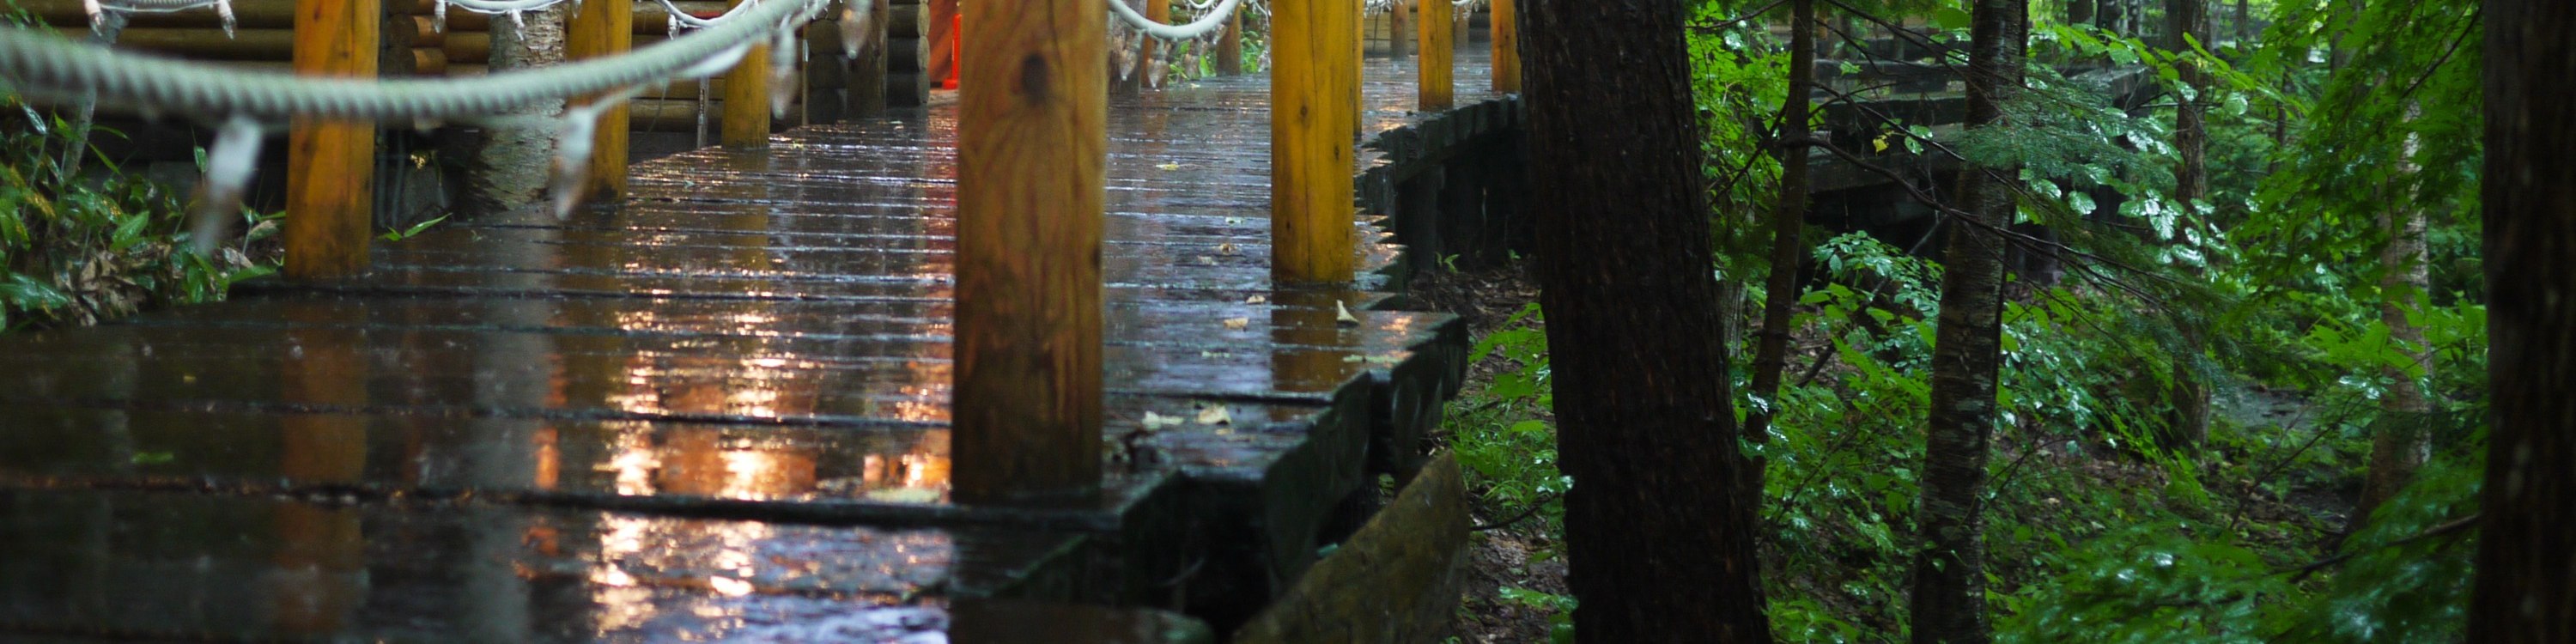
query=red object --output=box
[945,13,962,90]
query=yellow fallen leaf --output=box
[1143,411,1186,428]
[1334,301,1362,326]
[1195,404,1233,426]
[1223,317,1250,330]
[1246,295,1267,304]
[1157,162,1186,171]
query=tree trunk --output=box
[1908,0,2024,641]
[1747,0,1817,465]
[459,6,565,216]
[2469,0,2576,639]
[1520,0,1771,640]
[2356,197,2430,522]
[2162,0,2210,452]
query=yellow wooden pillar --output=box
[951,0,1106,503]
[721,0,772,148]
[568,0,633,199]
[1491,0,1518,92]
[1275,0,1360,283]
[284,0,377,280]
[1417,0,1451,110]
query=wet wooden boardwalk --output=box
[0,53,1515,641]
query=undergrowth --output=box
[0,93,278,332]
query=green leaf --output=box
[1934,7,1971,30]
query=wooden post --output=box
[1387,0,1409,61]
[1274,0,1359,283]
[567,0,631,200]
[952,0,1105,504]
[720,0,772,148]
[1351,0,1363,136]
[1216,9,1242,75]
[285,0,377,280]
[1144,0,1168,88]
[1491,0,1518,92]
[1417,0,1451,110]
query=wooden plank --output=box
[951,0,1106,504]
[568,0,634,201]
[720,0,771,148]
[1490,0,1518,92]
[1273,0,1358,283]
[284,0,377,280]
[1232,453,1469,644]
[1416,0,1451,110]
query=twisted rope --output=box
[1106,0,1242,41]
[0,0,826,122]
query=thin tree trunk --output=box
[2163,0,2210,452]
[2356,195,2430,522]
[1520,0,1771,639]
[1908,0,2024,641]
[1747,0,1817,465]
[460,6,566,215]
[2470,0,2576,640]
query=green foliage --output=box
[1448,303,1569,534]
[1497,586,1577,644]
[0,101,276,332]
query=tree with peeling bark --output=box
[1909,0,2023,641]
[2470,0,2576,639]
[1519,0,1772,639]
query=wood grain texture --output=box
[1271,0,1358,283]
[951,0,1106,504]
[568,0,633,201]
[1489,0,1517,92]
[720,0,772,148]
[284,0,377,280]
[1415,0,1451,110]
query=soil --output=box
[1412,263,1569,644]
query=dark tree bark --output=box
[1907,0,2024,641]
[1747,0,1818,464]
[1519,0,1771,640]
[2469,0,2576,641]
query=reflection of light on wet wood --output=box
[274,305,367,635]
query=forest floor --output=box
[1407,260,2367,642]
[1410,262,1568,644]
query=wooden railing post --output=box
[1275,0,1360,283]
[951,0,1106,503]
[567,0,632,199]
[1350,0,1363,136]
[720,0,772,148]
[1417,0,1451,110]
[1217,9,1243,75]
[285,0,378,280]
[1491,0,1518,92]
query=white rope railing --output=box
[0,0,853,243]
[1105,0,1242,41]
